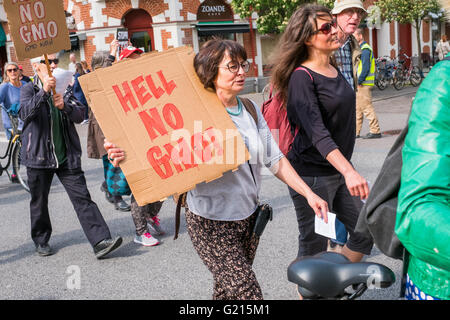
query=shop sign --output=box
[197,0,234,21]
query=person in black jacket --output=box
[19,53,122,259]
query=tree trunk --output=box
[415,18,423,71]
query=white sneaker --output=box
[134,233,159,246]
[147,216,165,235]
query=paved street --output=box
[0,84,418,300]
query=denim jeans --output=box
[332,218,348,245]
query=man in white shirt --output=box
[68,52,77,74]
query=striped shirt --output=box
[334,39,354,90]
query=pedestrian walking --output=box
[68,52,77,74]
[435,34,450,61]
[88,41,131,212]
[0,62,26,184]
[90,43,164,247]
[105,39,328,300]
[327,0,367,249]
[117,45,166,246]
[353,28,381,139]
[73,62,89,124]
[18,65,32,83]
[19,53,122,259]
[270,3,373,264]
[80,60,91,74]
[0,62,25,141]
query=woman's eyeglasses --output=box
[40,59,59,65]
[314,19,337,35]
[220,61,250,74]
[6,68,18,73]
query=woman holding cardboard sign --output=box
[105,39,328,300]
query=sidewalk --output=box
[241,84,419,109]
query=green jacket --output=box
[396,54,450,299]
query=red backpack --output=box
[262,67,313,155]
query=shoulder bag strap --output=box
[174,192,186,240]
[237,97,260,203]
[239,97,258,124]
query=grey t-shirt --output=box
[186,98,284,221]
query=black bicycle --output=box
[0,107,29,192]
[287,251,395,300]
[375,56,397,90]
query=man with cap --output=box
[119,46,143,61]
[329,0,367,252]
[331,0,366,91]
[18,65,32,83]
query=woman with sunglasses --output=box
[0,62,26,180]
[105,38,328,299]
[270,4,373,266]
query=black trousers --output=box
[27,162,111,247]
[288,174,373,258]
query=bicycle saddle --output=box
[287,252,395,299]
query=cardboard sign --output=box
[80,47,250,205]
[3,0,71,60]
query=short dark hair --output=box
[194,38,247,91]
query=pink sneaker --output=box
[134,233,159,247]
[148,216,165,236]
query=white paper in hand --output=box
[52,68,73,95]
[315,212,336,239]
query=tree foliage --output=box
[376,0,441,24]
[231,0,313,34]
[375,0,441,68]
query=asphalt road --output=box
[0,85,418,300]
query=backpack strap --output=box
[174,192,187,240]
[295,66,313,81]
[239,97,258,124]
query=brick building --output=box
[0,0,448,86]
[0,0,264,90]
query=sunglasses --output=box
[314,19,337,35]
[40,58,59,65]
[219,60,250,74]
[6,68,18,73]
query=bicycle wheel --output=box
[12,140,29,193]
[376,74,387,90]
[410,68,422,87]
[262,83,271,103]
[393,70,404,90]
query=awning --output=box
[69,32,87,48]
[0,24,6,47]
[195,23,250,36]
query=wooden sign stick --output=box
[44,53,57,95]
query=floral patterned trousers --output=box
[185,209,263,300]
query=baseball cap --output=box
[119,46,143,61]
[331,0,366,15]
